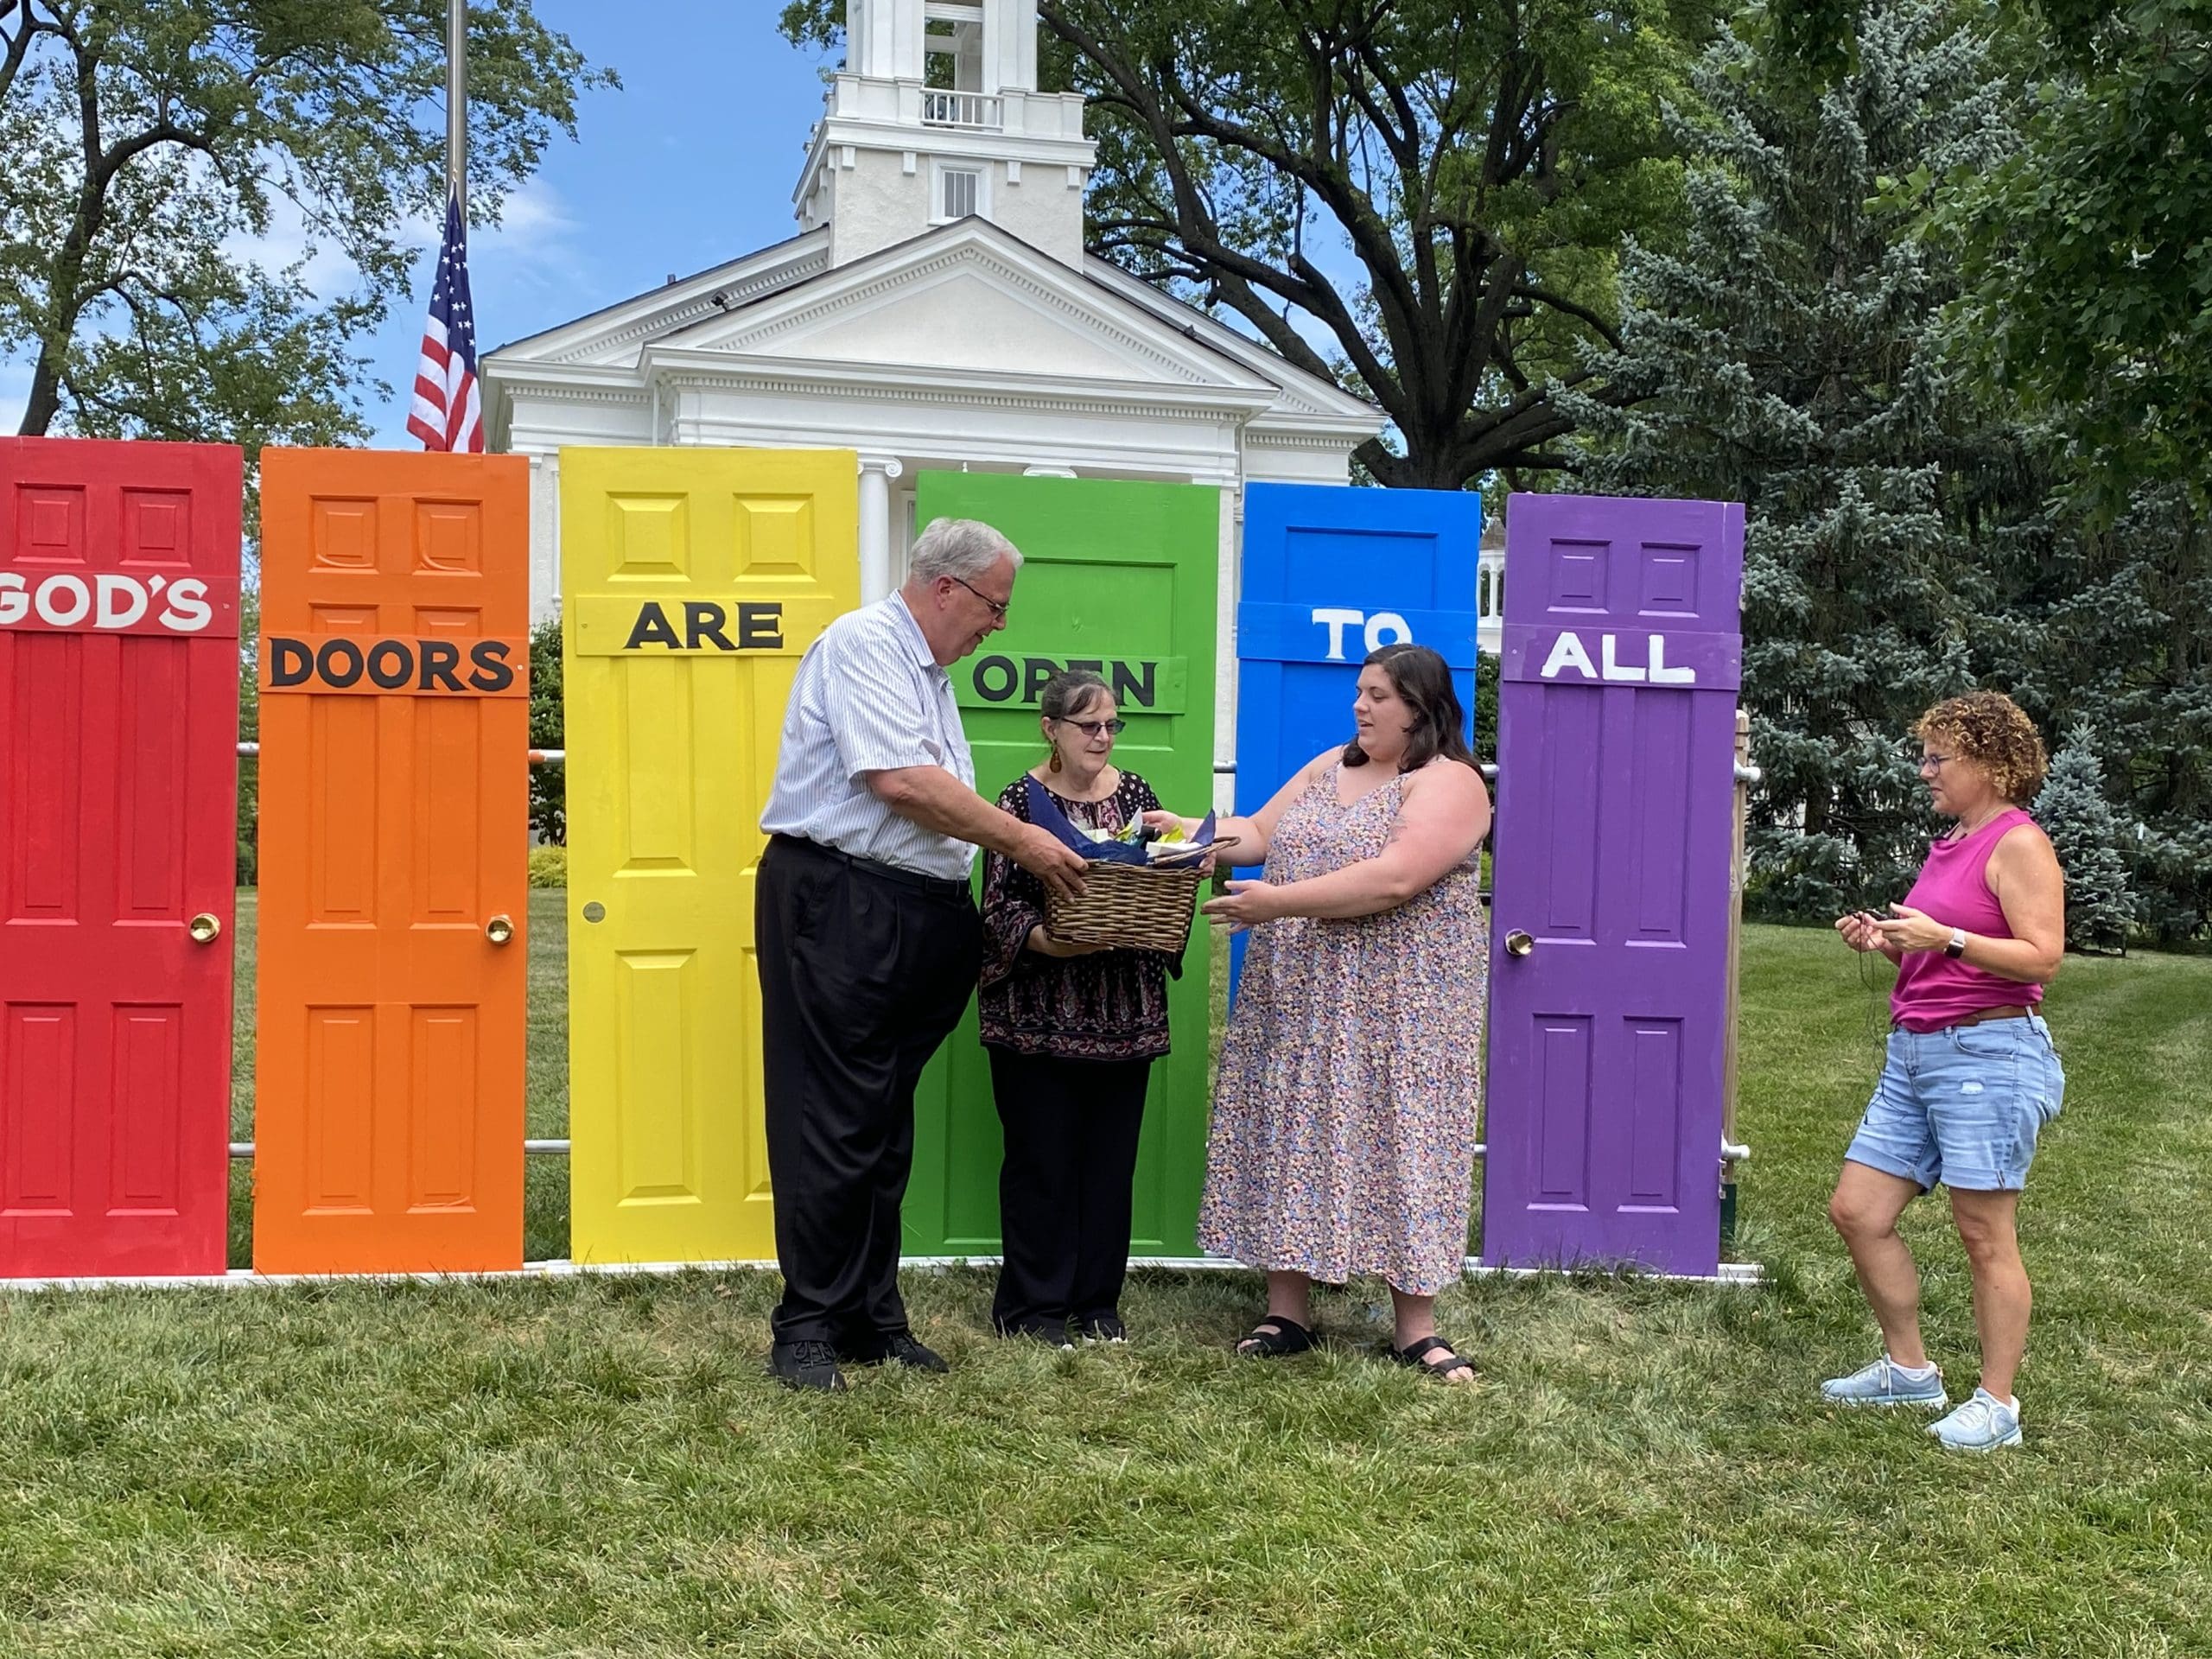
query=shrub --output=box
[530,617,566,845]
[528,846,568,890]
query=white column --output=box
[859,454,905,602]
[983,0,1038,92]
[1215,481,1241,814]
[527,450,562,626]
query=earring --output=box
[1047,746,1064,773]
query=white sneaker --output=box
[1820,1354,1948,1408]
[1928,1387,2023,1452]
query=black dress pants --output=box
[986,1046,1154,1335]
[756,836,982,1346]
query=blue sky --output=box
[3,4,832,445]
[382,3,835,445]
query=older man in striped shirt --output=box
[756,518,1089,1391]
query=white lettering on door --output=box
[0,570,215,633]
[1539,631,1599,680]
[1311,607,1362,662]
[1537,630,1699,685]
[1364,611,1412,652]
[1648,633,1696,684]
[1600,632,1646,683]
[1311,607,1417,662]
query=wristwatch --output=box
[1944,928,1967,959]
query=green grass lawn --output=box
[5,912,2209,1656]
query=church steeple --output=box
[795,0,1095,267]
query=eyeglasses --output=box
[946,574,1009,621]
[1918,753,1954,774]
[1056,717,1126,738]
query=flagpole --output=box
[446,0,467,209]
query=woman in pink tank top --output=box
[1821,692,2068,1452]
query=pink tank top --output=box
[1891,807,2043,1033]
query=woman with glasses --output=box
[1825,690,2067,1452]
[977,670,1180,1344]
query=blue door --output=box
[1231,484,1483,995]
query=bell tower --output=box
[795,0,1096,267]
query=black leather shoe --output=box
[768,1338,848,1392]
[1076,1313,1127,1344]
[845,1331,949,1373]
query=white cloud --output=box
[207,155,365,299]
[465,177,590,297]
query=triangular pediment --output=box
[1082,257,1381,424]
[650,219,1281,394]
[484,231,831,370]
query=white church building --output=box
[482,0,1504,654]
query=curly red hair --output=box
[1913,691,2049,804]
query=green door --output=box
[905,471,1220,1256]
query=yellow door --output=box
[561,448,859,1262]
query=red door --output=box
[0,438,242,1277]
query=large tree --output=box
[782,0,1721,490]
[1560,0,2040,916]
[1951,0,2212,518]
[1,1,613,446]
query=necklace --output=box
[1947,803,2012,841]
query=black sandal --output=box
[1389,1335,1477,1383]
[1235,1315,1317,1358]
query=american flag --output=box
[407,189,482,454]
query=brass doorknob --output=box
[1503,929,1535,958]
[485,914,515,945]
[188,912,221,944]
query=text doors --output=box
[1482,493,1744,1275]
[562,448,859,1263]
[0,438,241,1276]
[1233,482,1482,996]
[906,471,1219,1257]
[255,449,530,1273]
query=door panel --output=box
[1232,484,1482,998]
[562,447,860,1264]
[906,472,1218,1257]
[255,449,529,1274]
[1482,493,1744,1275]
[0,437,240,1276]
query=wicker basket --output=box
[1043,839,1238,952]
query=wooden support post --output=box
[1720,708,1751,1243]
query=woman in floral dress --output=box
[979,671,1180,1345]
[1148,644,1491,1383]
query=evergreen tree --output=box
[1559,0,2043,917]
[2034,725,2139,952]
[1982,484,2212,941]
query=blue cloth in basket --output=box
[1022,778,1214,865]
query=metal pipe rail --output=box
[1214,761,1762,784]
[238,743,564,763]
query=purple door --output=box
[1482,493,1745,1276]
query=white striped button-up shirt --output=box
[760,594,978,880]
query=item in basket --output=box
[1025,779,1207,866]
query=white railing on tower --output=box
[921,89,1003,129]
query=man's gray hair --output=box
[910,518,1022,585]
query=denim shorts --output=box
[1844,1014,2066,1192]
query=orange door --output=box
[253,449,530,1274]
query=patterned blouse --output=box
[977,771,1180,1061]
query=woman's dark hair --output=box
[1039,669,1110,724]
[1343,644,1477,772]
